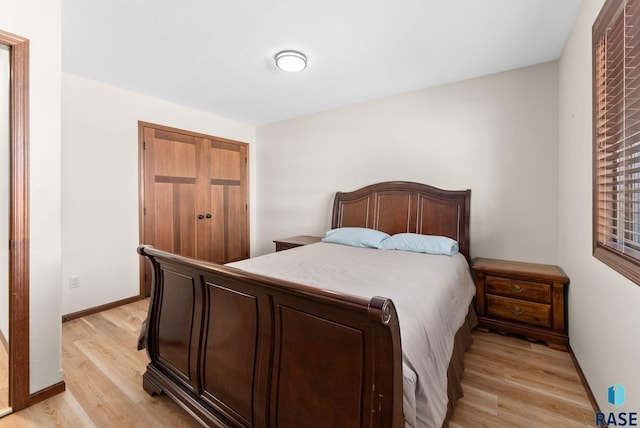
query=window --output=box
[593,0,640,286]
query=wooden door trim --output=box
[137,123,146,297]
[138,121,250,296]
[1,29,31,412]
[139,121,250,146]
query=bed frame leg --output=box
[143,370,164,396]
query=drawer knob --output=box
[509,284,524,293]
[508,306,524,315]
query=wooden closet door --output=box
[140,123,249,296]
[205,139,249,263]
[143,127,201,259]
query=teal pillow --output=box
[322,227,390,248]
[378,233,459,255]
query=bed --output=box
[137,181,474,428]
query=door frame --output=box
[1,29,31,412]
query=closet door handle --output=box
[198,214,204,220]
[206,213,212,219]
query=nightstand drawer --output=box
[486,276,551,303]
[275,242,299,252]
[486,295,551,328]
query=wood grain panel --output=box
[151,136,197,179]
[206,182,247,263]
[208,184,225,262]
[151,183,198,257]
[152,184,174,252]
[417,195,460,240]
[226,184,246,262]
[155,176,197,184]
[154,129,200,145]
[202,284,258,424]
[337,196,371,228]
[274,306,364,428]
[210,139,243,152]
[375,192,413,234]
[209,142,241,181]
[177,185,197,258]
[157,269,196,383]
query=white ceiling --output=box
[61,0,582,126]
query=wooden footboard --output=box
[138,245,404,428]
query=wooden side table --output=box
[472,257,569,350]
[273,235,322,252]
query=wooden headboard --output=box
[331,181,471,262]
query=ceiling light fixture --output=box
[275,50,307,72]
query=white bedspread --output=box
[227,242,475,428]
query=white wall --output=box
[61,73,256,315]
[1,0,63,393]
[559,0,640,413]
[256,62,560,262]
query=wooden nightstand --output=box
[472,258,569,351]
[273,235,322,252]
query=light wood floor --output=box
[0,299,595,427]
[447,331,595,427]
[0,340,8,412]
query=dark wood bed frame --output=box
[138,181,471,427]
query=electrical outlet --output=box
[69,276,80,289]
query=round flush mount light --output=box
[275,50,307,72]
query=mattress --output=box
[227,242,476,428]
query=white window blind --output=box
[593,0,640,285]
